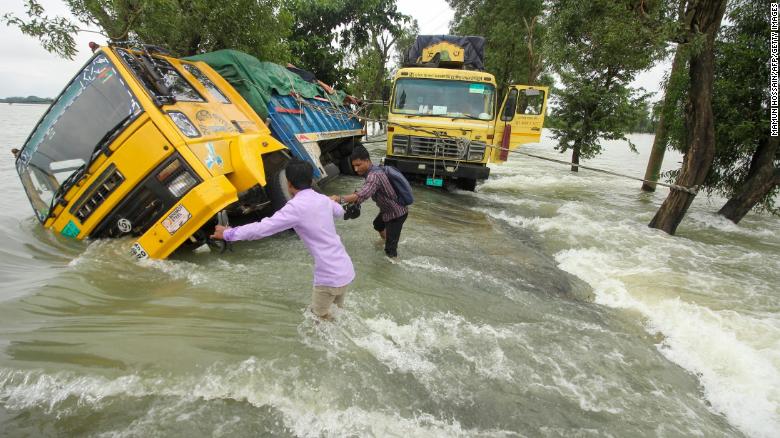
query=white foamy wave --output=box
[461,190,552,210]
[138,258,209,285]
[0,360,519,438]
[687,211,780,239]
[401,256,518,297]
[480,172,588,191]
[0,368,148,413]
[353,313,517,385]
[556,248,780,438]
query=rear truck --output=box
[385,35,548,191]
[14,44,363,260]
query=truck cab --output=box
[385,36,547,190]
[15,44,289,259]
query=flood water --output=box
[0,103,778,437]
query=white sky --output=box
[0,0,666,99]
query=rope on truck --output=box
[285,92,700,195]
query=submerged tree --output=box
[648,0,728,234]
[641,0,688,192]
[658,0,777,224]
[710,0,777,222]
[545,0,672,172]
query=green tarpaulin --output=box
[185,50,348,120]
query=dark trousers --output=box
[373,213,408,258]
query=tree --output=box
[641,0,688,191]
[1,0,79,59]
[4,0,293,63]
[284,0,358,87]
[648,0,728,234]
[659,0,777,223]
[447,0,548,93]
[545,0,672,172]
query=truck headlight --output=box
[167,111,200,138]
[157,159,198,197]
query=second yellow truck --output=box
[385,35,548,190]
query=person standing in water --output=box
[212,160,354,319]
[330,145,408,259]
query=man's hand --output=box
[211,225,228,240]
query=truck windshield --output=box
[16,53,142,222]
[392,78,495,120]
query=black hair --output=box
[285,160,313,190]
[350,144,371,162]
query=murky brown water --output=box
[1,103,777,437]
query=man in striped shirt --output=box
[331,145,409,259]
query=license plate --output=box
[162,204,192,235]
[130,242,148,259]
[426,177,444,187]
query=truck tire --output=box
[266,167,292,213]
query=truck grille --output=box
[71,164,125,223]
[90,154,198,239]
[392,135,486,161]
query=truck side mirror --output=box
[381,85,391,102]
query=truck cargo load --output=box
[404,35,486,71]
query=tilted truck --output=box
[384,35,548,190]
[14,44,363,259]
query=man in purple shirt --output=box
[330,145,408,259]
[211,161,355,320]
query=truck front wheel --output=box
[266,167,292,213]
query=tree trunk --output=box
[718,136,779,223]
[571,144,580,172]
[649,0,727,235]
[642,47,685,192]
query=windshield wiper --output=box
[46,113,135,218]
[92,112,134,159]
[451,114,484,121]
[46,162,87,219]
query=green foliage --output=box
[284,0,410,88]
[545,0,672,159]
[664,0,777,213]
[447,0,549,92]
[1,0,79,59]
[64,0,293,62]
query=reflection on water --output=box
[1,104,777,437]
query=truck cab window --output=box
[392,78,495,120]
[16,53,142,222]
[182,63,230,104]
[517,90,545,115]
[117,49,205,103]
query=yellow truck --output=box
[14,44,359,260]
[385,36,548,190]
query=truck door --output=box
[491,85,548,163]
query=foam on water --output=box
[477,188,780,438]
[0,360,520,437]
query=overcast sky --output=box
[0,0,666,99]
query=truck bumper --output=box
[130,175,238,260]
[383,156,490,180]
